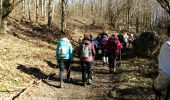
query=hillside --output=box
[0,17,158,100]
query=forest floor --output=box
[0,18,158,100]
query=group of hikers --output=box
[56,26,170,100]
[56,30,135,88]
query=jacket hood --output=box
[103,35,108,38]
[60,38,70,43]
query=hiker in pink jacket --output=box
[78,36,96,86]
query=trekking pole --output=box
[119,50,122,66]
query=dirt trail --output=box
[0,33,116,100]
[14,60,114,100]
[0,32,156,100]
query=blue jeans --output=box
[59,59,71,82]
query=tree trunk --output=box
[61,0,67,34]
[0,0,2,20]
[44,0,47,19]
[47,0,53,27]
[157,0,170,15]
[52,2,55,23]
[28,0,32,21]
[81,0,85,17]
[136,16,139,33]
[41,0,44,17]
[35,0,38,22]
[1,0,10,34]
[0,0,2,9]
[22,0,26,17]
[0,0,23,34]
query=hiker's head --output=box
[121,30,126,34]
[98,34,102,38]
[167,24,170,37]
[112,32,117,37]
[59,34,65,40]
[83,33,90,40]
[111,33,117,39]
[90,33,93,40]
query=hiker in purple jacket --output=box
[78,36,96,86]
[97,34,108,59]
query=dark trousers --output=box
[108,53,117,71]
[59,59,71,82]
[81,62,93,83]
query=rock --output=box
[133,31,160,57]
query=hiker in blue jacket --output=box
[56,37,74,88]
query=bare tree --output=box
[28,0,32,21]
[61,0,67,34]
[0,0,23,34]
[156,0,170,15]
[47,0,54,27]
[35,0,39,22]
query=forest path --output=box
[0,31,155,100]
[14,59,115,100]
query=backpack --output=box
[81,43,92,58]
[58,43,68,58]
[109,38,122,55]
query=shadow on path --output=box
[17,64,48,79]
[44,60,58,69]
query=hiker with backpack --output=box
[56,37,74,88]
[78,36,96,86]
[118,30,126,53]
[104,33,122,73]
[97,33,109,60]
[90,34,99,59]
[152,25,170,100]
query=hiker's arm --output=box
[118,41,123,50]
[56,44,59,61]
[78,44,81,57]
[69,44,74,61]
[91,43,96,56]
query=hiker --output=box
[104,33,122,73]
[101,31,108,37]
[78,36,96,86]
[90,34,99,58]
[123,31,129,47]
[78,35,83,44]
[153,25,170,100]
[56,37,74,88]
[97,33,108,59]
[118,30,126,52]
[95,34,102,56]
[128,33,135,48]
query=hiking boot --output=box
[60,82,64,88]
[83,82,86,86]
[87,79,92,85]
[113,68,116,72]
[66,78,71,82]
